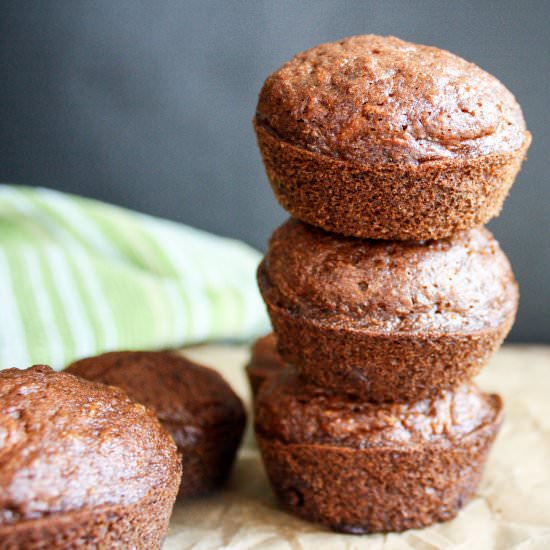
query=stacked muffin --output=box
[252,35,530,534]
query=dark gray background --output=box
[1,1,548,342]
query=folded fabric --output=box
[0,185,270,370]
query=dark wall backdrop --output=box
[1,1,548,342]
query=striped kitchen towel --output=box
[0,185,270,370]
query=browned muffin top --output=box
[256,35,528,164]
[256,369,501,449]
[0,365,180,526]
[66,351,245,446]
[259,219,518,334]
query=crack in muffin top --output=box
[256,35,528,164]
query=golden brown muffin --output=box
[255,35,531,240]
[245,333,286,397]
[66,351,246,498]
[0,365,181,549]
[258,219,518,402]
[255,368,503,534]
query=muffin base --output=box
[262,294,515,402]
[257,410,502,534]
[245,334,286,398]
[246,365,270,398]
[176,423,245,498]
[255,120,531,240]
[0,487,177,550]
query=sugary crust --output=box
[66,351,246,498]
[0,487,176,550]
[257,35,527,164]
[245,334,286,397]
[261,220,517,334]
[255,120,530,240]
[0,365,181,548]
[257,414,500,534]
[66,351,245,430]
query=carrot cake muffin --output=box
[0,365,181,549]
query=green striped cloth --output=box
[0,185,269,370]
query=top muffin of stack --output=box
[254,35,530,240]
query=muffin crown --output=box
[257,35,527,164]
[259,219,518,334]
[0,365,180,525]
[67,351,245,429]
[255,369,501,449]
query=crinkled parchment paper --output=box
[164,345,550,550]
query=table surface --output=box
[163,344,550,550]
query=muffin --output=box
[66,351,246,498]
[0,365,181,549]
[255,368,503,534]
[245,333,285,397]
[258,219,518,402]
[254,35,531,240]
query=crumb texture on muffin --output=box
[257,35,528,164]
[255,369,503,533]
[260,219,518,334]
[0,365,180,526]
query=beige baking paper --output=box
[163,345,550,550]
